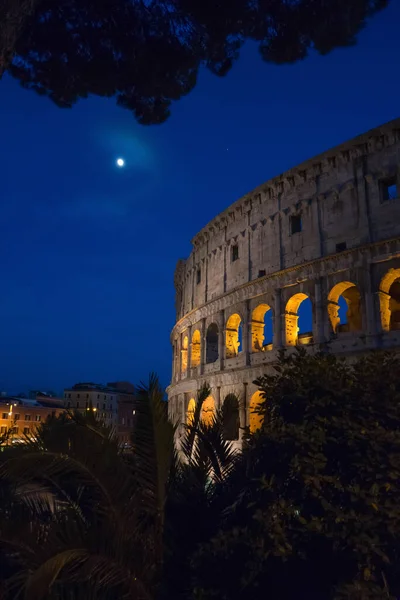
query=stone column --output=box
[314,278,326,344]
[216,386,221,411]
[200,317,206,375]
[273,289,283,348]
[242,300,251,364]
[187,324,192,376]
[218,309,225,371]
[240,382,248,433]
[176,335,182,382]
[363,266,379,339]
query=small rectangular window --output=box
[24,414,31,421]
[96,402,99,409]
[380,177,397,203]
[0,426,6,433]
[258,269,266,278]
[35,415,41,422]
[2,412,8,419]
[196,269,201,285]
[290,214,302,235]
[336,242,347,253]
[14,414,20,421]
[103,403,106,410]
[77,394,80,398]
[231,245,239,262]
[23,427,30,435]
[12,427,18,434]
[76,402,80,408]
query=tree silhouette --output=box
[0,0,389,124]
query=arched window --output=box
[328,281,362,333]
[181,335,188,375]
[187,398,196,425]
[249,391,264,433]
[202,396,215,427]
[206,323,219,363]
[226,313,242,358]
[222,394,240,440]
[285,293,313,346]
[251,304,273,351]
[379,269,400,331]
[191,329,201,367]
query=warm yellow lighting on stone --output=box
[226,313,241,358]
[187,398,196,425]
[251,303,272,352]
[249,391,264,433]
[379,268,400,332]
[327,281,362,333]
[201,395,215,426]
[285,292,309,346]
[191,329,201,367]
[181,335,189,375]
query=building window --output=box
[231,245,239,262]
[96,402,99,409]
[23,427,30,435]
[336,242,347,253]
[25,414,31,421]
[121,417,125,425]
[35,415,41,422]
[103,403,106,410]
[0,426,6,434]
[380,176,397,203]
[76,402,80,408]
[12,427,19,434]
[2,413,8,419]
[77,394,80,399]
[104,395,106,400]
[258,269,266,278]
[196,269,201,285]
[68,393,71,398]
[14,414,20,421]
[290,214,302,234]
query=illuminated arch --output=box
[251,303,273,352]
[181,335,189,375]
[191,329,201,367]
[379,269,400,331]
[285,293,313,346]
[202,396,215,427]
[222,394,240,440]
[206,323,219,363]
[226,313,242,358]
[327,281,362,333]
[249,391,264,433]
[187,398,196,425]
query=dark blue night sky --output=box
[0,2,399,394]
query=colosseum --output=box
[167,117,400,447]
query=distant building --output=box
[0,397,65,443]
[63,382,119,426]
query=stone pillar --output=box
[216,386,221,411]
[218,309,225,371]
[363,266,378,338]
[176,335,182,382]
[242,300,251,364]
[314,278,326,344]
[200,318,206,375]
[273,289,283,348]
[187,324,192,375]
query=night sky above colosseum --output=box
[0,3,399,395]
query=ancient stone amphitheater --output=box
[167,118,400,446]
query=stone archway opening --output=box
[328,281,362,333]
[222,393,240,440]
[249,391,264,433]
[202,396,215,427]
[181,335,189,375]
[226,313,242,358]
[285,293,313,346]
[206,323,219,363]
[187,398,196,426]
[251,303,273,352]
[191,329,201,367]
[379,269,400,331]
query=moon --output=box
[116,158,125,167]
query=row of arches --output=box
[186,391,265,439]
[179,268,400,374]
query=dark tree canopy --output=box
[1,0,389,124]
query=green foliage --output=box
[1,0,389,123]
[193,349,400,599]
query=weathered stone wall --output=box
[168,118,400,443]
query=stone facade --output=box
[167,118,400,447]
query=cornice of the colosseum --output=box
[170,235,400,340]
[189,118,400,253]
